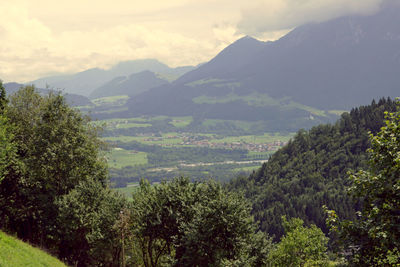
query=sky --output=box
[0,0,386,83]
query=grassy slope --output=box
[0,231,66,267]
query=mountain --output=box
[30,59,195,96]
[4,82,92,107]
[228,98,398,240]
[89,70,169,99]
[123,3,400,128]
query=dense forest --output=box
[229,98,398,239]
[0,83,399,266]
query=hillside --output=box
[0,231,66,267]
[3,83,92,107]
[124,3,400,128]
[228,98,398,240]
[89,70,169,99]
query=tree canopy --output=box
[327,104,400,266]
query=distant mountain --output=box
[123,3,400,129]
[4,82,92,107]
[30,59,195,96]
[89,71,169,99]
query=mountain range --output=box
[125,3,400,124]
[3,82,92,107]
[21,2,400,131]
[30,59,195,96]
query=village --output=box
[142,133,288,152]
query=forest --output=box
[0,83,399,266]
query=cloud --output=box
[237,0,384,36]
[0,0,243,82]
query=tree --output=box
[0,81,7,112]
[56,178,127,266]
[326,105,400,265]
[129,177,269,266]
[268,217,329,266]
[0,115,16,184]
[0,86,108,252]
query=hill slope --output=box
[4,83,92,107]
[0,231,66,267]
[89,70,169,99]
[228,98,398,240]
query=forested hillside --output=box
[229,98,398,240]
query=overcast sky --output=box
[0,0,386,82]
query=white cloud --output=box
[0,0,392,83]
[0,0,244,82]
[237,0,384,36]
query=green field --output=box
[233,166,259,173]
[169,116,193,127]
[92,95,129,106]
[114,182,140,199]
[108,148,148,168]
[212,133,293,144]
[0,231,67,267]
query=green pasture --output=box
[0,231,67,267]
[211,133,293,144]
[169,116,193,127]
[108,148,148,168]
[92,95,129,106]
[114,183,140,199]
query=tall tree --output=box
[0,81,7,113]
[327,104,400,265]
[129,177,270,266]
[0,86,108,252]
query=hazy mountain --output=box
[124,3,400,126]
[4,82,92,107]
[30,59,195,96]
[89,71,169,99]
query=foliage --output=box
[56,178,128,266]
[0,86,110,261]
[228,98,398,240]
[0,231,67,267]
[326,105,400,266]
[129,177,270,266]
[268,217,329,266]
[0,115,16,184]
[0,81,7,112]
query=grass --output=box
[108,148,148,168]
[103,132,186,145]
[233,166,259,173]
[92,95,129,106]
[0,231,66,267]
[212,133,294,144]
[192,92,329,117]
[328,110,348,116]
[113,183,140,199]
[169,116,193,128]
[185,78,225,87]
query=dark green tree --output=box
[0,86,108,253]
[268,217,329,266]
[327,105,400,266]
[56,178,127,266]
[129,177,270,266]
[0,81,7,113]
